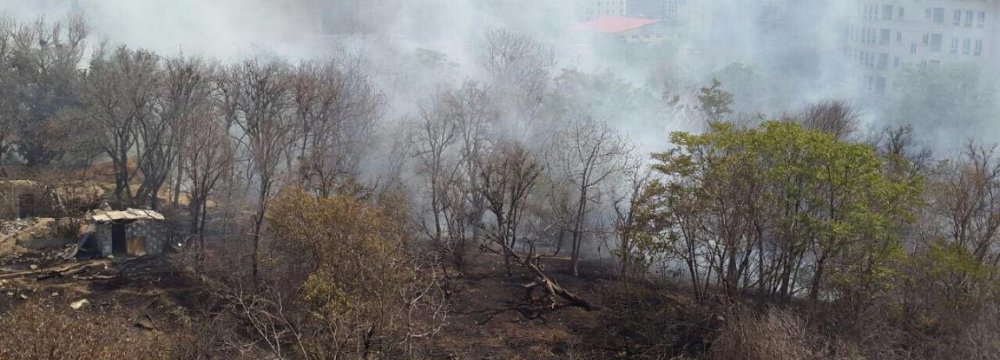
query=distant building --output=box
[572,16,667,43]
[575,0,629,20]
[627,0,689,23]
[849,1,1000,95]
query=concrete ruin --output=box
[82,209,171,257]
[0,180,105,219]
[0,180,55,219]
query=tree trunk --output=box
[809,254,827,302]
[251,179,270,286]
[200,197,209,253]
[172,156,183,207]
[571,186,588,277]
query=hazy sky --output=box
[2,0,994,153]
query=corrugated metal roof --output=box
[572,16,661,34]
[91,208,166,222]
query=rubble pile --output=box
[0,218,33,237]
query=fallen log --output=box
[500,243,597,311]
[0,260,111,281]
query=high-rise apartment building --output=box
[628,0,689,22]
[849,1,1000,95]
[575,0,629,20]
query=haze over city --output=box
[0,1,999,359]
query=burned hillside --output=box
[1,2,1000,359]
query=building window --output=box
[954,10,962,26]
[898,7,904,20]
[880,29,890,45]
[878,53,888,70]
[933,8,945,24]
[883,5,893,20]
[975,39,983,56]
[965,10,974,27]
[911,43,917,54]
[925,8,932,20]
[897,31,902,42]
[894,56,900,67]
[930,34,942,52]
[922,34,929,45]
[951,38,959,53]
[963,38,971,54]
[978,11,986,28]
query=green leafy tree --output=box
[697,78,734,123]
[649,121,921,302]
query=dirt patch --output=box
[428,256,613,359]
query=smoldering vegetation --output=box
[0,1,999,359]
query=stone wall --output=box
[0,180,104,219]
[94,220,170,257]
[96,223,113,256]
[126,220,169,255]
[0,181,55,219]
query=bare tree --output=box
[181,104,234,253]
[413,88,460,258]
[547,119,632,276]
[611,162,658,277]
[935,142,1000,265]
[478,141,542,276]
[0,17,15,170]
[134,57,213,210]
[479,28,555,111]
[220,59,294,283]
[414,82,496,270]
[85,46,161,208]
[162,57,217,208]
[797,100,858,140]
[448,83,496,268]
[9,15,88,166]
[295,58,382,196]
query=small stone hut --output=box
[87,209,170,257]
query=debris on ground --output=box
[70,299,90,310]
[134,314,157,330]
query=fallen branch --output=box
[70,274,118,281]
[0,260,111,281]
[499,243,597,311]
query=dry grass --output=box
[0,301,176,360]
[710,307,817,360]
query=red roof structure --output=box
[572,16,661,34]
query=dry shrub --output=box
[227,188,448,359]
[0,302,174,359]
[955,321,1000,360]
[596,280,718,359]
[710,308,817,360]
